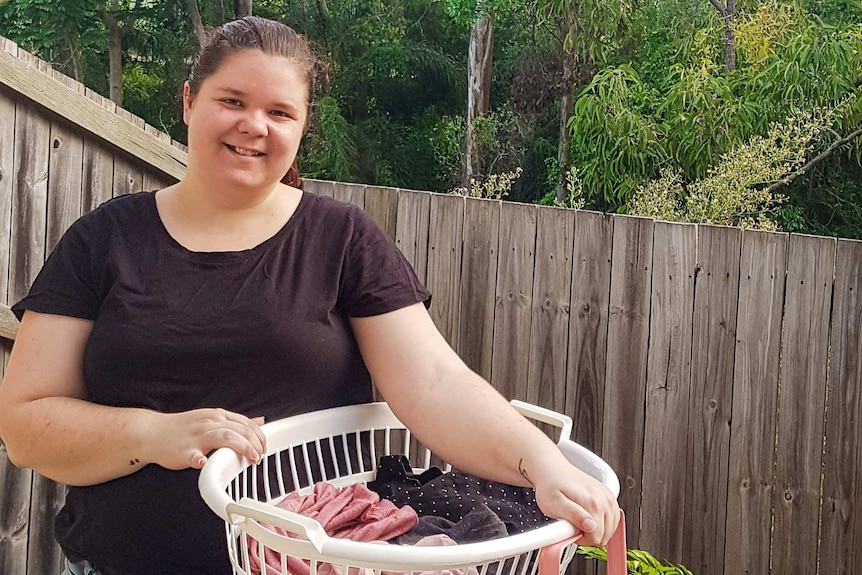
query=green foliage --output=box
[576,545,693,575]
[300,96,358,182]
[569,65,666,203]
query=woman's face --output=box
[182,49,310,193]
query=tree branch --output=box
[707,0,727,14]
[767,126,862,193]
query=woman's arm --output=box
[0,310,266,486]
[350,302,620,547]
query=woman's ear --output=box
[182,82,193,125]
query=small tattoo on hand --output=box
[518,457,533,485]
[129,458,140,466]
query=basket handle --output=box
[537,511,627,575]
[228,497,329,552]
[510,400,573,443]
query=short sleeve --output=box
[11,211,105,321]
[339,207,431,317]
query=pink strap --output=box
[537,510,627,575]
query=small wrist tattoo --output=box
[518,457,533,485]
[129,458,140,466]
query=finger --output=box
[190,451,207,469]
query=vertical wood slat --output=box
[363,185,399,242]
[772,234,836,575]
[640,221,696,562]
[683,225,741,575]
[425,194,464,349]
[458,197,500,380]
[526,205,574,439]
[490,203,537,401]
[4,98,51,575]
[566,211,613,454]
[332,182,365,209]
[112,154,144,198]
[394,190,431,285]
[724,230,788,575]
[304,179,335,198]
[602,214,654,549]
[820,238,862,575]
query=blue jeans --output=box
[61,558,103,575]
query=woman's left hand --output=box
[529,459,621,547]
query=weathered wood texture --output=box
[640,221,696,561]
[3,39,862,575]
[684,225,741,575]
[820,239,862,575]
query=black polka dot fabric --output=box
[368,455,552,536]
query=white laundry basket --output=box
[199,401,625,575]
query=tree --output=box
[537,0,632,202]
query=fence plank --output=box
[527,206,574,435]
[773,234,835,574]
[725,230,787,575]
[112,154,144,198]
[82,135,114,213]
[566,211,613,453]
[490,203,536,401]
[363,185,399,242]
[0,77,15,308]
[47,120,84,251]
[3,99,51,575]
[394,190,431,285]
[684,225,741,575]
[602,214,654,549]
[640,221,696,563]
[820,238,862,575]
[425,194,464,349]
[0,75,20,575]
[332,182,365,209]
[458,198,500,380]
[304,179,335,198]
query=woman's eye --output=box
[222,98,242,106]
[270,110,291,118]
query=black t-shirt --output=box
[12,190,431,575]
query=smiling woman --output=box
[0,15,619,575]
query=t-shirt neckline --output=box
[147,189,311,259]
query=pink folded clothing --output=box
[249,482,419,575]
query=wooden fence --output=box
[1,36,861,575]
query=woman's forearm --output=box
[1,397,159,486]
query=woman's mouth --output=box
[227,145,263,157]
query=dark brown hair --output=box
[188,16,319,188]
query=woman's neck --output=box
[154,179,302,252]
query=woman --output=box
[0,16,619,575]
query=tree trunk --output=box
[708,0,736,73]
[100,9,124,106]
[59,37,82,81]
[234,0,253,18]
[462,13,494,187]
[186,0,207,52]
[556,20,577,204]
[722,1,736,73]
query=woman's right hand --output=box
[149,409,267,470]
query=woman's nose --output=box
[238,112,267,136]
